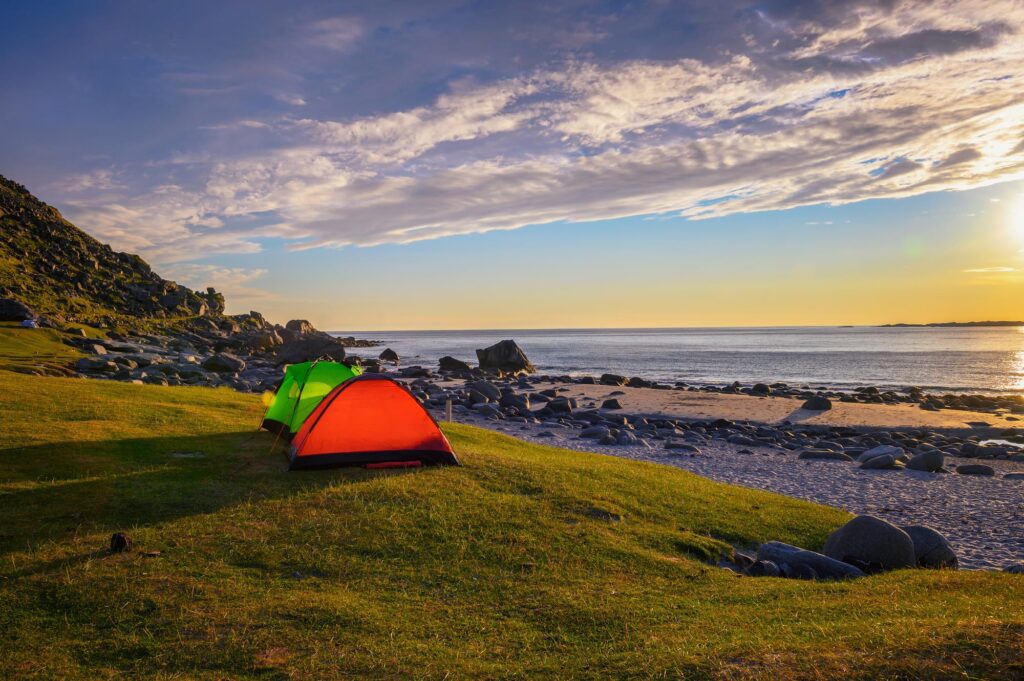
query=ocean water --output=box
[331,326,1024,395]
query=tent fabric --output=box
[261,361,361,438]
[288,375,458,469]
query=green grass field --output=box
[0,325,1021,679]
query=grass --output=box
[0,321,83,375]
[0,327,1021,678]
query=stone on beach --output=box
[822,515,916,572]
[601,398,623,410]
[956,464,995,476]
[202,352,246,374]
[475,340,535,375]
[801,395,833,411]
[378,348,400,364]
[906,450,945,472]
[901,525,958,569]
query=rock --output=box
[600,373,628,386]
[466,380,502,402]
[746,560,781,577]
[601,398,623,410]
[1003,473,1024,480]
[0,297,34,321]
[822,515,916,572]
[859,454,901,470]
[499,392,531,411]
[956,464,995,476]
[756,541,865,579]
[240,329,282,352]
[751,383,771,396]
[475,340,535,375]
[857,445,903,462]
[439,356,472,373]
[75,357,118,373]
[801,395,833,411]
[202,352,246,374]
[581,426,611,439]
[285,319,316,335]
[547,396,576,414]
[665,441,700,453]
[1004,563,1024,574]
[906,450,945,472]
[798,449,853,461]
[379,348,400,364]
[901,525,958,569]
[274,337,346,365]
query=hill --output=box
[0,328,1021,679]
[0,175,226,327]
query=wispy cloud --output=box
[50,0,1024,264]
[963,266,1019,272]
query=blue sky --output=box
[1,0,1023,328]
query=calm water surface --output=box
[330,327,1024,395]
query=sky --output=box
[1,0,1023,330]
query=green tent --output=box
[261,360,361,438]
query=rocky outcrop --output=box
[0,297,33,321]
[475,340,535,375]
[274,336,347,366]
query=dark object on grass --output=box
[110,533,132,553]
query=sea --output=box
[330,326,1024,396]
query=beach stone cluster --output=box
[66,316,376,392]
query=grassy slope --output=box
[0,321,84,375]
[0,329,1021,679]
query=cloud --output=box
[51,0,1024,264]
[307,17,364,51]
[963,266,1019,272]
[274,93,307,106]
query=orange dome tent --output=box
[287,375,458,469]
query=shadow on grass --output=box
[0,430,426,559]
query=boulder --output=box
[665,441,700,453]
[857,445,903,462]
[547,396,576,413]
[274,337,346,366]
[439,356,472,373]
[859,453,901,470]
[751,383,771,396]
[202,353,246,374]
[901,525,958,569]
[822,515,916,572]
[0,297,33,321]
[285,319,316,335]
[956,464,995,476]
[379,348,400,364]
[756,541,865,580]
[601,398,623,410]
[746,560,781,577]
[475,340,535,375]
[600,373,628,386]
[466,380,502,402]
[75,357,118,374]
[801,395,833,411]
[906,450,945,472]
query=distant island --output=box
[880,321,1024,328]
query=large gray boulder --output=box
[285,319,315,335]
[0,297,33,321]
[466,380,502,402]
[823,515,916,572]
[475,340,535,375]
[857,445,903,462]
[274,337,346,366]
[901,525,958,569]
[756,541,865,580]
[379,348,400,364]
[202,352,246,374]
[906,450,945,472]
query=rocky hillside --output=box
[0,174,224,326]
